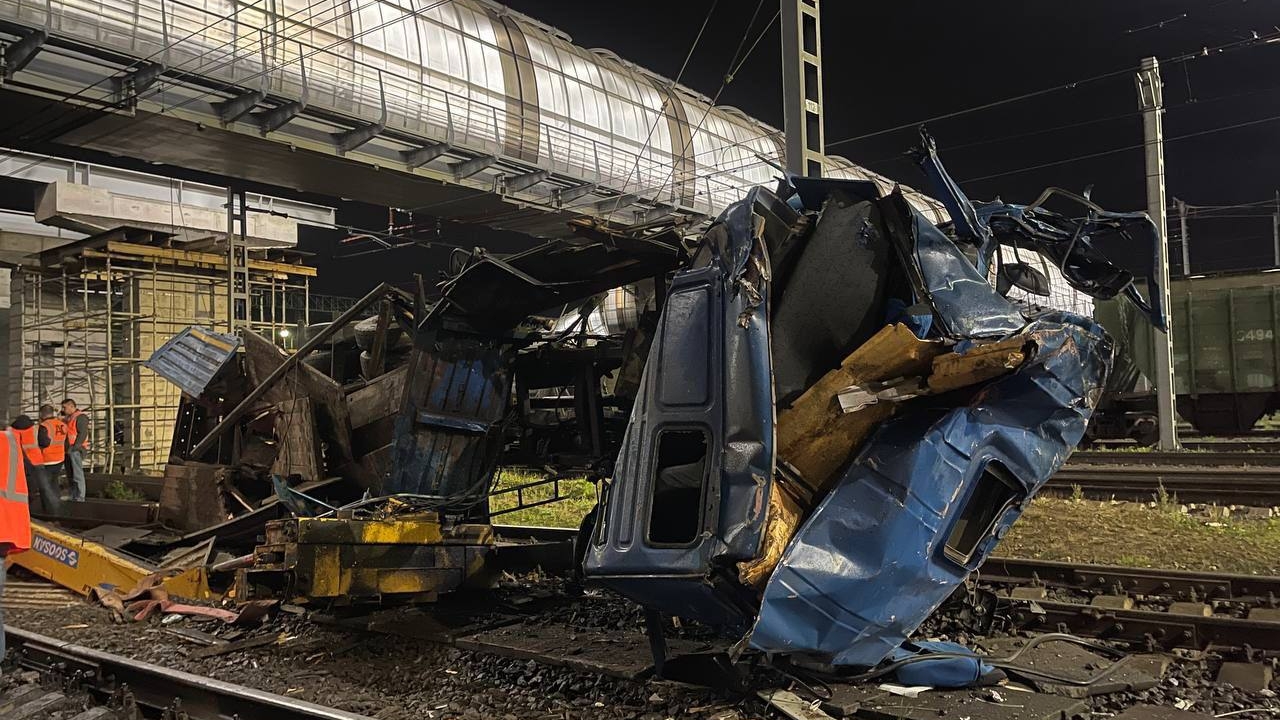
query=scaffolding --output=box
[6,229,314,473]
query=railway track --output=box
[975,556,1280,654]
[1072,450,1280,466]
[1045,464,1280,505]
[4,626,373,720]
[1092,438,1280,453]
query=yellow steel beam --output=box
[96,241,317,277]
[7,521,211,600]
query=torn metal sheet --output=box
[386,333,510,502]
[914,128,1166,331]
[144,326,241,398]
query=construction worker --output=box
[39,405,67,494]
[0,426,33,665]
[9,415,61,516]
[61,398,88,502]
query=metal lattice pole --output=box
[1136,56,1180,451]
[781,0,824,177]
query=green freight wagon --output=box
[1093,270,1280,439]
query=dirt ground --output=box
[998,496,1280,574]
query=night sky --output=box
[496,0,1280,271]
[297,1,1280,291]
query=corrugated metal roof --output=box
[144,326,241,398]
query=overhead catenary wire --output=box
[417,8,786,226]
[857,82,1280,174]
[603,0,721,220]
[825,28,1280,150]
[959,110,1280,184]
[611,3,779,221]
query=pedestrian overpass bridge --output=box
[0,0,944,238]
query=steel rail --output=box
[1091,438,1280,453]
[980,556,1280,603]
[1044,466,1280,505]
[5,626,375,720]
[1071,450,1280,466]
[1005,598,1280,652]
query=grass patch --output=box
[488,469,597,528]
[998,496,1280,574]
[103,479,146,501]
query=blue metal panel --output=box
[585,188,777,613]
[748,313,1113,666]
[906,209,1025,338]
[386,333,510,500]
[143,326,241,398]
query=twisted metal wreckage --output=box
[103,132,1166,679]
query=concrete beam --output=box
[450,155,497,180]
[212,90,264,124]
[0,230,80,265]
[400,142,451,169]
[331,123,384,154]
[2,29,47,79]
[554,183,596,206]
[35,181,299,247]
[504,169,548,193]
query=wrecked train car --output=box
[582,133,1166,668]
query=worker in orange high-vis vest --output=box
[39,405,67,502]
[0,426,33,666]
[9,415,60,516]
[61,398,88,502]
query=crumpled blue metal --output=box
[891,641,997,688]
[584,187,778,626]
[748,312,1112,666]
[906,207,1025,338]
[914,127,1166,332]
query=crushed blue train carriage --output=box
[584,133,1159,669]
[747,312,1112,665]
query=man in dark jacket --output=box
[8,415,62,516]
[61,398,88,502]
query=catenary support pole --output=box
[1177,198,1190,275]
[1273,190,1279,267]
[781,0,824,177]
[1136,57,1180,450]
